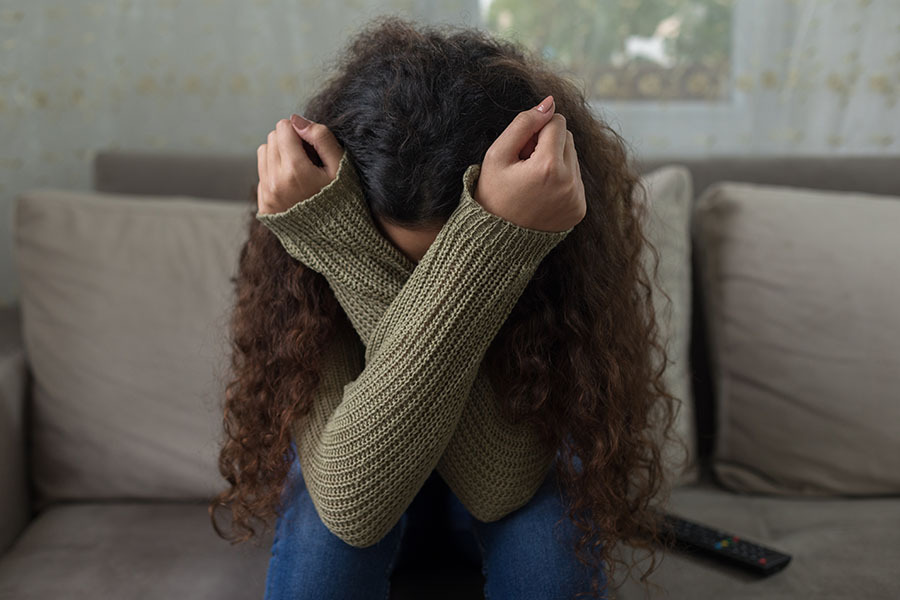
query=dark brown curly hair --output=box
[210,15,687,599]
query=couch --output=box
[1,150,898,600]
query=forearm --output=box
[324,180,565,544]
[435,364,557,521]
[258,155,568,530]
[255,151,416,346]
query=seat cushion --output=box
[613,480,900,599]
[14,189,250,506]
[0,500,484,600]
[692,182,900,495]
[0,503,271,599]
[4,486,896,600]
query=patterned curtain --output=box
[481,0,900,158]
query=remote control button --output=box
[758,558,767,565]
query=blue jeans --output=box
[263,440,606,600]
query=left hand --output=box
[256,115,345,215]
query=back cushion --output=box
[14,189,250,505]
[13,166,700,505]
[637,166,698,488]
[693,182,900,496]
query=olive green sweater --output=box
[255,151,572,548]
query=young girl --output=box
[211,15,683,600]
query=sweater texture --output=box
[255,151,572,547]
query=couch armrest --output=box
[0,304,31,554]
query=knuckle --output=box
[257,143,266,154]
[538,157,557,180]
[277,159,294,176]
[306,122,326,139]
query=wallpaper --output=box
[0,0,480,306]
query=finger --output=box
[267,129,280,175]
[257,143,268,184]
[574,153,585,197]
[574,151,582,185]
[519,132,538,160]
[532,113,568,167]
[563,129,575,172]
[293,121,345,178]
[276,118,312,172]
[490,96,555,165]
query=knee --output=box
[476,528,603,600]
[473,466,605,599]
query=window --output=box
[480,0,734,102]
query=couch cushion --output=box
[693,182,900,495]
[613,480,900,599]
[0,503,270,599]
[94,150,258,202]
[4,485,895,600]
[14,189,250,505]
[638,166,698,487]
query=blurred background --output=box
[1,0,898,304]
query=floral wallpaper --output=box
[0,0,479,306]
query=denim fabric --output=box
[263,440,606,600]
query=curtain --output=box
[599,0,900,158]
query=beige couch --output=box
[1,150,898,599]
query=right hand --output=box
[256,115,345,216]
[474,95,586,233]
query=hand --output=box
[474,95,586,233]
[256,115,345,215]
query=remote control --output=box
[659,512,792,576]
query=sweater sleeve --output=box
[256,151,561,522]
[256,153,571,546]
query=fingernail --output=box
[291,113,312,129]
[535,95,553,113]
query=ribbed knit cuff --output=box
[254,151,398,261]
[436,162,573,270]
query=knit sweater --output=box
[255,151,572,548]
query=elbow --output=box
[329,526,383,549]
[470,506,507,523]
[464,467,554,523]
[468,494,531,523]
[463,481,540,523]
[317,502,402,549]
[299,460,403,548]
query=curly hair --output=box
[210,15,687,599]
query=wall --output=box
[0,0,480,306]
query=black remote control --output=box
[659,513,792,576]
